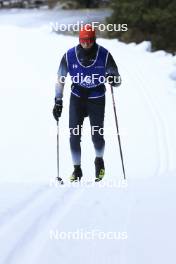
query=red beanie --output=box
[79,24,96,42]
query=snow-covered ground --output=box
[0,10,176,264]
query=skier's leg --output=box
[88,96,105,158]
[69,94,85,166]
[88,96,105,181]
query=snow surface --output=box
[0,12,176,264]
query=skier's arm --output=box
[53,54,68,121]
[106,52,121,87]
[55,53,68,100]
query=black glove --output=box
[53,99,63,121]
[106,74,121,87]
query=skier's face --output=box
[79,38,95,49]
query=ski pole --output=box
[110,85,126,180]
[56,120,63,184]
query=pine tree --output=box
[107,0,176,53]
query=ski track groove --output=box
[132,68,164,175]
[34,185,131,264]
[23,186,85,264]
[119,60,164,176]
[0,184,54,236]
[134,64,170,175]
[119,188,137,264]
[120,62,161,176]
[0,184,48,227]
[0,185,64,263]
[1,186,85,264]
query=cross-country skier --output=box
[53,24,121,182]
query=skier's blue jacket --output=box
[67,45,108,98]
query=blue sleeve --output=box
[57,53,68,77]
[106,52,121,87]
[106,52,120,77]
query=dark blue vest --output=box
[67,45,108,98]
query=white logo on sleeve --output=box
[72,64,78,69]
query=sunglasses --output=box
[79,37,95,44]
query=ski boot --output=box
[70,165,83,182]
[95,157,105,182]
[56,177,64,185]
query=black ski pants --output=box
[69,93,105,165]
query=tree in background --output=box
[107,0,176,53]
[50,0,106,9]
[48,0,58,8]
